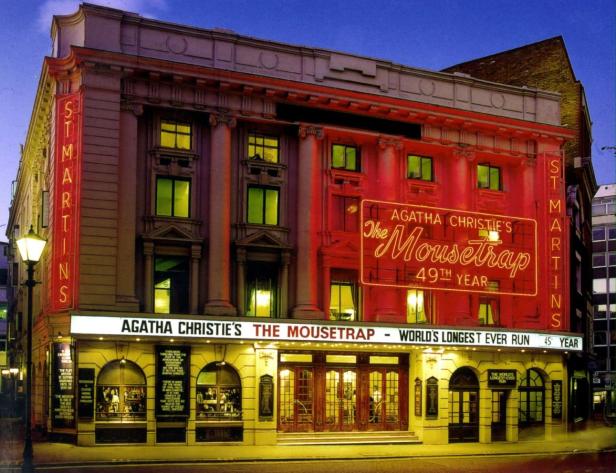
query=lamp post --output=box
[16,226,46,473]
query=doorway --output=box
[491,390,508,441]
[324,369,357,431]
[448,367,479,443]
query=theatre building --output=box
[7,4,584,447]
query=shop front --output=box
[63,314,582,446]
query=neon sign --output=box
[360,200,537,296]
[51,93,82,311]
[545,155,566,329]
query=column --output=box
[190,243,201,314]
[143,241,154,313]
[115,103,142,309]
[374,137,402,322]
[236,248,246,316]
[291,126,324,319]
[205,113,237,316]
[280,251,290,317]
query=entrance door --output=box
[324,369,357,431]
[278,367,314,432]
[491,390,508,441]
[367,369,400,430]
[448,367,479,443]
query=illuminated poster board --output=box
[155,345,190,418]
[52,342,75,428]
[360,200,537,296]
[51,93,82,311]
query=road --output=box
[2,450,613,473]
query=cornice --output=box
[67,46,574,142]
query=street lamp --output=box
[16,225,46,473]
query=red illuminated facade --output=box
[6,4,588,448]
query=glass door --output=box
[324,369,357,431]
[278,367,314,432]
[368,369,400,430]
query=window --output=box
[593,254,606,268]
[196,363,242,420]
[593,278,616,294]
[477,164,501,190]
[154,256,189,314]
[156,177,190,218]
[332,144,360,172]
[593,227,605,241]
[330,270,358,321]
[478,282,499,325]
[609,226,616,240]
[332,195,359,232]
[407,155,433,181]
[518,369,544,426]
[96,360,146,421]
[247,186,279,225]
[595,304,607,319]
[609,252,616,267]
[246,262,277,317]
[248,133,279,163]
[160,120,191,150]
[407,289,429,323]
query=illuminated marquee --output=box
[360,200,537,296]
[70,315,582,352]
[51,93,82,311]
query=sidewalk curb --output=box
[1,446,615,469]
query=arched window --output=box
[96,360,146,421]
[448,367,479,443]
[519,368,544,427]
[196,363,242,419]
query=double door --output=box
[278,363,405,432]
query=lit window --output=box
[332,144,360,172]
[154,256,189,314]
[332,195,359,232]
[478,282,499,325]
[407,289,429,323]
[330,270,358,321]
[593,278,616,294]
[477,164,501,190]
[96,360,146,421]
[246,262,277,317]
[247,186,279,225]
[196,363,242,420]
[161,120,191,150]
[248,133,279,163]
[156,177,190,218]
[407,155,433,181]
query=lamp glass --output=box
[16,226,46,263]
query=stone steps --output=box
[277,430,421,445]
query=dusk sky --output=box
[1,0,614,241]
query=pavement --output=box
[0,422,614,468]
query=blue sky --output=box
[1,0,614,240]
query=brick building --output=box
[444,36,597,427]
[7,4,585,446]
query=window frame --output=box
[407,155,433,182]
[406,289,429,323]
[160,120,192,150]
[331,195,360,232]
[331,144,360,172]
[247,185,280,226]
[155,176,191,218]
[247,132,280,163]
[477,163,501,191]
[153,255,190,315]
[329,272,359,321]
